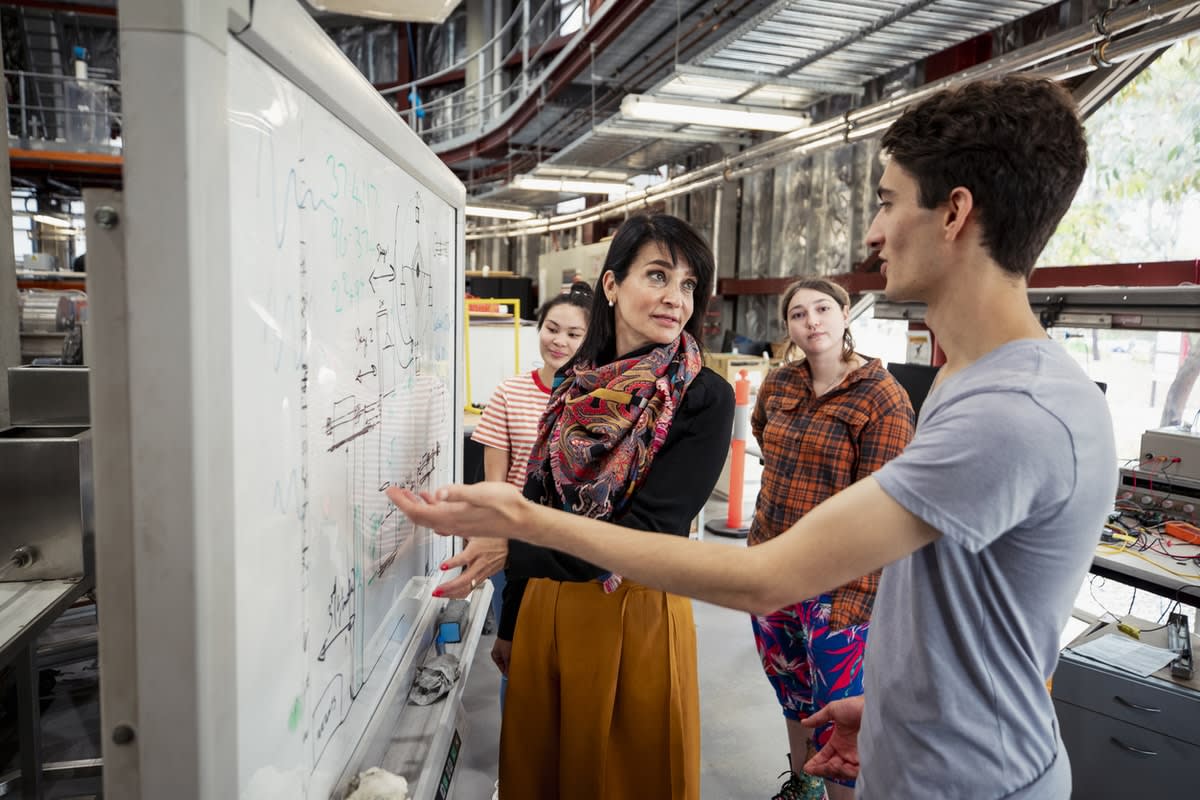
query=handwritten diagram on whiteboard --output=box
[227,36,457,799]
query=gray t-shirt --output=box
[862,340,1116,799]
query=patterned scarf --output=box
[524,332,703,590]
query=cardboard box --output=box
[702,352,781,393]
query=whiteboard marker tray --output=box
[337,583,492,800]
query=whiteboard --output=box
[96,1,465,798]
[227,31,459,800]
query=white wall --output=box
[536,238,609,300]
[466,319,541,406]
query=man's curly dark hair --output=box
[881,76,1088,279]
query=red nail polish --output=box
[432,588,443,597]
[439,563,448,571]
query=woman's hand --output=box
[491,638,513,676]
[433,537,508,598]
[385,483,530,540]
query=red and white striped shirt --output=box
[471,370,552,487]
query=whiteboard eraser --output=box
[346,766,410,800]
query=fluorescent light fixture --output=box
[511,175,631,196]
[33,214,73,228]
[535,166,633,182]
[307,0,460,23]
[621,93,808,133]
[465,205,536,221]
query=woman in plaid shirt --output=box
[750,277,914,800]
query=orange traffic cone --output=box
[706,369,752,538]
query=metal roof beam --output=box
[698,0,943,103]
[691,0,800,64]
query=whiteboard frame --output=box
[98,2,465,797]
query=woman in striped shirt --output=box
[469,282,593,684]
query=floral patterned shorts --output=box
[751,595,869,783]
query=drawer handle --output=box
[1111,737,1158,757]
[1113,695,1161,713]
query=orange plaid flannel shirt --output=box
[750,357,915,629]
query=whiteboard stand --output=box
[97,2,466,798]
[84,187,140,800]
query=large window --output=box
[1041,39,1200,266]
[1039,38,1200,458]
[1039,34,1200,630]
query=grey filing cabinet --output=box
[1053,647,1200,798]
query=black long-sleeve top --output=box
[498,366,735,640]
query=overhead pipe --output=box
[1031,11,1200,81]
[467,0,1200,240]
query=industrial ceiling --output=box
[425,0,1070,208]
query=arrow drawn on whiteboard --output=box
[355,365,376,382]
[368,263,396,292]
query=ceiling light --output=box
[620,94,808,133]
[534,166,633,182]
[511,175,630,196]
[33,214,73,228]
[465,205,536,221]
[306,0,460,23]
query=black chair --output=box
[885,362,941,418]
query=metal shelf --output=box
[873,285,1200,332]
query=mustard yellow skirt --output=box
[498,577,700,800]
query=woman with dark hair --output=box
[751,277,913,800]
[455,213,732,799]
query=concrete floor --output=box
[452,507,788,800]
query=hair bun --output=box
[568,282,594,298]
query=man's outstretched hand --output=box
[802,695,864,781]
[385,482,527,541]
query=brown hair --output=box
[880,75,1087,280]
[778,277,855,363]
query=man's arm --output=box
[395,475,939,614]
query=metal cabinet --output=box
[1053,649,1200,799]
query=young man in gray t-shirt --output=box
[389,76,1116,799]
[860,340,1115,797]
